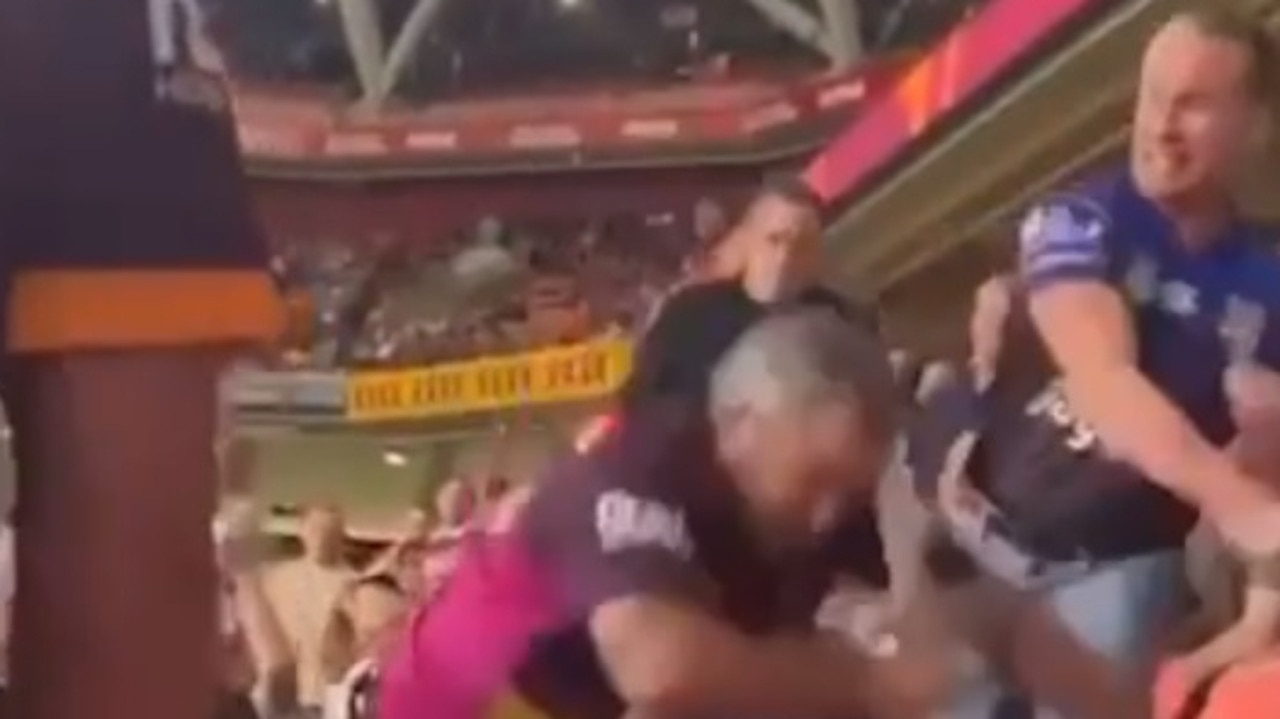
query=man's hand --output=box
[591,594,945,719]
[214,497,267,575]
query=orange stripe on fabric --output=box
[9,270,286,352]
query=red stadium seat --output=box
[1154,655,1280,719]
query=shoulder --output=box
[1019,190,1113,250]
[799,286,879,331]
[525,402,710,538]
[637,280,739,341]
[1016,169,1138,286]
[1019,168,1133,236]
[658,279,741,314]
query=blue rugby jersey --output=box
[1019,167,1280,444]
[945,167,1280,558]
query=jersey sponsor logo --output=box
[1158,280,1200,317]
[1220,295,1266,364]
[1019,195,1110,278]
[594,490,694,560]
[1024,381,1099,453]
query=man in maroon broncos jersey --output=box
[0,2,281,719]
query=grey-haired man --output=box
[380,310,961,719]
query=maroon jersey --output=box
[379,402,887,719]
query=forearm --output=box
[230,572,294,677]
[1184,583,1280,679]
[1063,366,1272,516]
[690,633,935,719]
[1182,622,1274,681]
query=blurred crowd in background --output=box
[271,199,732,369]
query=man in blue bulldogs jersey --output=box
[896,8,1280,718]
[1018,9,1280,559]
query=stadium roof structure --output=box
[212,0,977,177]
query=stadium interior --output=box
[235,0,1280,538]
[3,0,1279,542]
[230,0,995,537]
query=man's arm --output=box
[1019,196,1274,521]
[590,595,940,719]
[1179,580,1280,685]
[530,469,942,719]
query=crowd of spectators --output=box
[207,465,527,719]
[272,200,728,370]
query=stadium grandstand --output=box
[224,0,1280,539]
[214,0,985,535]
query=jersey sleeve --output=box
[525,474,711,615]
[1017,192,1115,292]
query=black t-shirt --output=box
[908,316,1195,561]
[621,280,876,408]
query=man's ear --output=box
[712,404,762,468]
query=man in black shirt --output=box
[622,176,877,408]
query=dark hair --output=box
[1178,8,1278,106]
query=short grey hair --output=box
[708,309,900,439]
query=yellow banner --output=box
[345,338,633,422]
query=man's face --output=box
[729,401,889,542]
[741,195,822,292]
[1132,18,1261,204]
[300,506,345,563]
